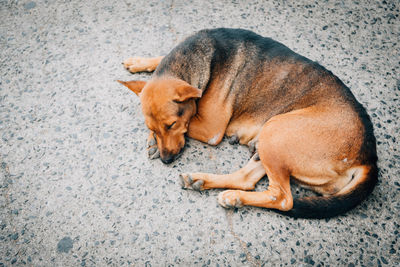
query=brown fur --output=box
[118,29,377,218]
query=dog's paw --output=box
[228,135,239,145]
[147,133,160,159]
[123,57,151,73]
[218,190,243,208]
[179,173,204,191]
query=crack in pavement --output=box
[225,209,261,267]
[168,0,178,44]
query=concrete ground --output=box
[1,0,399,266]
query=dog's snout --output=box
[160,153,175,164]
[160,145,185,164]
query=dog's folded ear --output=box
[117,80,146,96]
[174,84,202,103]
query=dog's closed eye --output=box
[166,121,176,130]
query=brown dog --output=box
[118,28,377,218]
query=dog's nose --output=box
[160,154,175,164]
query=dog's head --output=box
[119,78,202,164]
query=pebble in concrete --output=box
[57,237,73,253]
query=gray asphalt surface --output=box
[1,0,399,266]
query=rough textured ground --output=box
[1,0,399,266]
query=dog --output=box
[118,28,377,218]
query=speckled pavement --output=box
[0,0,399,266]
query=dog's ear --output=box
[174,84,202,102]
[117,80,146,96]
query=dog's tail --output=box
[278,164,378,219]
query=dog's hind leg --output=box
[123,56,164,73]
[180,154,265,191]
[216,110,312,211]
[217,104,360,212]
[217,122,294,211]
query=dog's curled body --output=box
[121,28,377,218]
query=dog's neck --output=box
[153,46,214,92]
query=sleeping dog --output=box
[118,28,377,218]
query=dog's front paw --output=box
[147,132,160,159]
[218,190,244,208]
[179,173,204,191]
[228,135,239,145]
[123,57,150,73]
